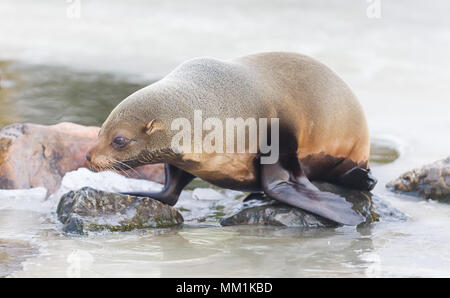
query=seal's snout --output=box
[85,145,111,172]
[85,145,98,168]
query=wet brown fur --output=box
[87,52,370,191]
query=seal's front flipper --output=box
[261,160,365,226]
[338,167,377,191]
[121,163,194,206]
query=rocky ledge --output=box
[57,187,183,234]
[387,156,450,201]
[56,182,405,233]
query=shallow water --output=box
[1,0,450,277]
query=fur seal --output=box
[86,52,377,225]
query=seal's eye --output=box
[112,136,129,149]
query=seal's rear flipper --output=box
[338,167,377,191]
[261,160,365,226]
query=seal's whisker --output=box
[110,159,133,177]
[106,163,130,178]
[112,161,133,178]
[105,160,129,178]
[113,159,141,178]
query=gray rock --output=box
[371,195,408,221]
[387,156,450,201]
[57,187,183,234]
[220,182,390,228]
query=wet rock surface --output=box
[57,187,183,234]
[220,199,340,228]
[387,157,450,201]
[55,182,405,233]
[0,123,164,193]
[220,182,403,228]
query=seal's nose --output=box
[86,153,92,162]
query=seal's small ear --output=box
[145,119,163,136]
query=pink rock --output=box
[0,123,164,193]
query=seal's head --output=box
[86,98,172,172]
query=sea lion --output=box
[86,52,377,225]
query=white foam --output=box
[0,168,164,213]
[48,167,163,205]
[0,188,48,212]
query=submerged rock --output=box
[0,123,164,193]
[57,187,183,234]
[370,138,400,165]
[387,157,450,201]
[220,182,383,228]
